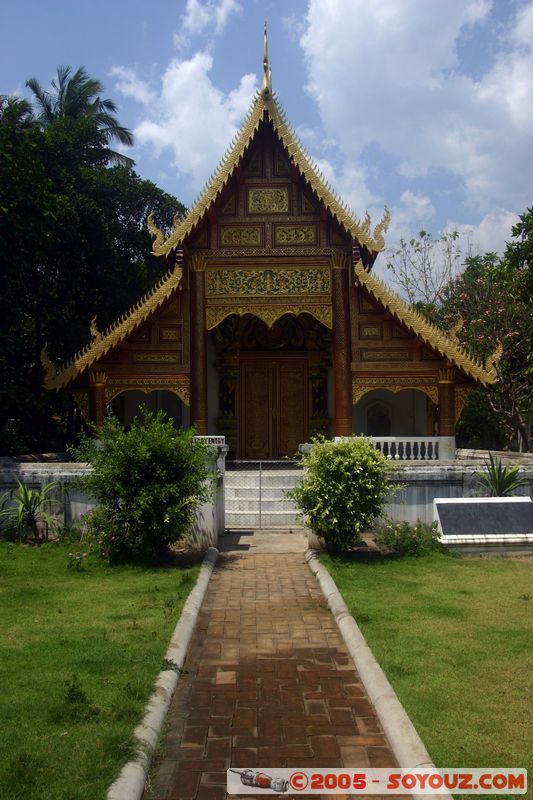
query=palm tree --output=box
[26,65,133,165]
[0,95,35,130]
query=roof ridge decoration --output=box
[260,22,272,97]
[149,91,391,258]
[354,259,500,386]
[43,265,183,391]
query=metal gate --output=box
[224,460,304,530]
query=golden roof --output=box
[43,266,183,390]
[148,89,391,257]
[354,259,500,385]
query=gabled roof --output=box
[148,89,391,257]
[43,266,182,390]
[354,259,500,385]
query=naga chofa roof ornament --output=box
[147,24,391,259]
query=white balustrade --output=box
[370,436,449,461]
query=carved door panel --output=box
[240,361,272,459]
[240,358,308,459]
[277,361,308,457]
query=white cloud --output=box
[385,190,436,245]
[445,208,519,254]
[174,0,241,48]
[299,0,533,215]
[109,67,155,106]
[114,51,256,189]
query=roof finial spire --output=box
[261,22,272,96]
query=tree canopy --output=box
[26,65,134,165]
[0,68,185,455]
[386,212,533,451]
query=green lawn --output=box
[0,540,200,800]
[322,552,532,798]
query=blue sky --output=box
[2,0,532,259]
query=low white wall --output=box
[383,463,532,524]
[0,446,227,550]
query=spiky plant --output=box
[476,452,530,497]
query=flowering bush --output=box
[374,520,442,556]
[288,436,394,551]
[72,410,213,563]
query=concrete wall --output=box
[0,445,227,550]
[383,463,533,524]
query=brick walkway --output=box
[145,549,397,800]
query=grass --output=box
[321,551,532,798]
[0,539,200,800]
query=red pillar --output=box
[88,371,106,429]
[331,255,353,436]
[189,256,208,435]
[438,368,456,436]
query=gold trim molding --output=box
[352,377,438,405]
[132,353,182,363]
[455,386,472,423]
[206,304,333,330]
[105,377,190,406]
[362,350,410,362]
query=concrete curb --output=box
[107,546,219,800]
[306,549,452,800]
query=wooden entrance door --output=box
[239,357,308,459]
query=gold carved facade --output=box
[248,188,289,213]
[104,377,190,406]
[220,227,261,246]
[205,265,332,330]
[352,377,439,406]
[206,304,332,330]
[206,267,330,296]
[274,226,316,245]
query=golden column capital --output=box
[189,254,207,273]
[438,367,455,384]
[330,252,349,270]
[88,370,106,387]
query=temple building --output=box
[43,31,500,460]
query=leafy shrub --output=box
[72,410,213,563]
[476,452,530,497]
[374,520,442,556]
[288,435,394,551]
